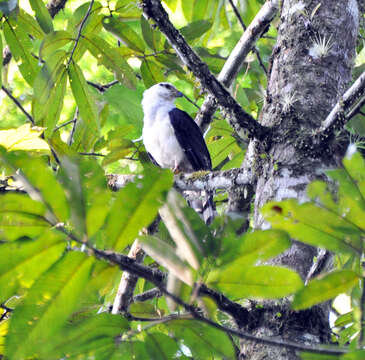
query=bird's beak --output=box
[175,90,183,98]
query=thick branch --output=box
[46,0,68,18]
[108,168,253,192]
[196,0,278,131]
[141,0,270,141]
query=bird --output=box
[141,82,214,224]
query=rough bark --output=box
[240,1,359,359]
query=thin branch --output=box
[227,0,267,75]
[133,288,162,302]
[141,0,270,141]
[68,108,78,146]
[1,86,35,125]
[87,80,119,92]
[195,0,278,132]
[79,152,105,157]
[54,118,76,131]
[320,69,365,132]
[53,220,349,356]
[67,0,95,67]
[346,94,365,120]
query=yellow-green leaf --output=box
[0,124,49,152]
[292,270,359,310]
[40,30,73,59]
[141,59,164,88]
[102,16,145,53]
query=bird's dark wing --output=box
[169,108,212,171]
[147,152,160,167]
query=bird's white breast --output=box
[142,106,185,169]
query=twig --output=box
[68,108,78,146]
[67,0,95,67]
[1,86,35,125]
[54,118,76,131]
[195,0,278,131]
[78,152,105,157]
[87,80,119,92]
[141,0,270,141]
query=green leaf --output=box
[341,350,365,359]
[141,59,164,88]
[300,353,339,360]
[145,332,180,359]
[140,15,155,50]
[114,0,140,19]
[29,0,54,33]
[0,35,2,89]
[262,199,362,255]
[40,313,129,359]
[68,61,100,151]
[18,8,44,39]
[40,30,73,59]
[0,192,48,240]
[105,168,173,251]
[169,319,235,359]
[66,1,103,37]
[0,149,69,223]
[82,36,136,89]
[208,265,303,299]
[3,18,38,85]
[334,311,353,327]
[111,341,148,359]
[232,229,291,267]
[102,16,145,53]
[180,20,213,41]
[0,231,66,303]
[5,252,94,360]
[159,190,211,269]
[139,235,193,285]
[292,270,359,310]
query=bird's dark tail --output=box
[185,190,215,225]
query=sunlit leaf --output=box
[262,199,362,255]
[341,350,365,359]
[300,353,339,360]
[140,15,155,50]
[292,270,359,310]
[40,30,73,59]
[104,167,173,251]
[102,16,145,53]
[29,0,53,33]
[208,265,303,299]
[0,35,2,89]
[231,229,291,267]
[115,0,140,19]
[3,18,38,85]
[111,341,148,359]
[0,124,49,152]
[169,319,235,358]
[5,252,94,359]
[0,148,69,222]
[0,230,66,303]
[82,36,136,89]
[68,61,100,151]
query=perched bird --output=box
[141,82,214,224]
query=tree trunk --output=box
[240,0,359,358]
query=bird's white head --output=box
[142,82,183,111]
